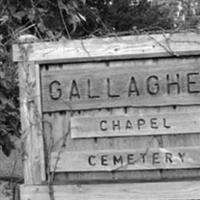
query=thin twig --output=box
[18,24,36,35]
[147,33,178,57]
[57,0,71,39]
[80,39,91,57]
[111,136,155,171]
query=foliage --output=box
[85,0,174,34]
[0,0,199,156]
[0,60,19,156]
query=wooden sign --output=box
[41,58,200,112]
[51,147,200,172]
[13,32,200,200]
[71,110,200,138]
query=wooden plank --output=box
[13,32,200,63]
[53,169,200,184]
[71,110,200,138]
[44,106,200,182]
[20,181,200,200]
[50,147,200,172]
[41,57,200,112]
[35,64,46,183]
[19,62,46,184]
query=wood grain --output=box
[41,57,200,112]
[53,169,200,184]
[18,62,46,184]
[43,105,200,182]
[13,32,200,63]
[13,33,200,186]
[20,181,200,200]
[50,146,200,172]
[71,110,200,138]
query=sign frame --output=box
[13,32,200,200]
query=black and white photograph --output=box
[1,0,200,199]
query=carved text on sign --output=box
[49,73,200,100]
[51,147,200,172]
[41,59,200,111]
[87,151,185,168]
[71,110,200,138]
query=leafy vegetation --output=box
[0,0,199,156]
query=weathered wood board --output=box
[43,106,200,151]
[20,181,200,200]
[51,147,200,172]
[41,58,200,112]
[12,32,200,194]
[53,169,200,184]
[43,105,200,182]
[18,62,45,184]
[12,32,200,63]
[71,111,200,138]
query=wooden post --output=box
[17,37,46,184]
